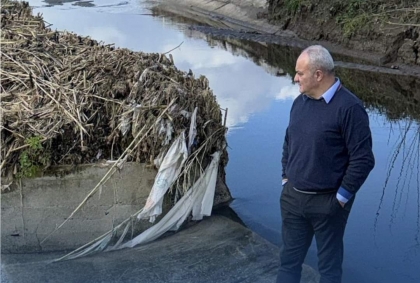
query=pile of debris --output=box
[0,0,227,182]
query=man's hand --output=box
[338,200,345,208]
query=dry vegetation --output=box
[0,0,227,182]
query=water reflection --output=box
[164,40,299,128]
[43,0,94,7]
[157,11,420,119]
[182,29,420,120]
[375,120,420,242]
[30,0,91,7]
[33,0,132,9]
[337,68,420,121]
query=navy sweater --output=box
[282,86,375,196]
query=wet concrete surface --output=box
[1,215,319,283]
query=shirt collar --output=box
[302,78,341,104]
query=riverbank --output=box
[150,0,420,76]
[268,0,419,66]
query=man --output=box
[277,45,375,283]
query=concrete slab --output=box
[1,215,319,283]
[2,162,232,253]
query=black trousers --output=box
[277,182,354,283]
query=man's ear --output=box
[315,70,323,82]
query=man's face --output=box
[294,53,318,96]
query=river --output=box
[26,1,420,282]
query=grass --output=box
[335,0,420,38]
[338,13,371,38]
[284,0,309,15]
[269,0,420,39]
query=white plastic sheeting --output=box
[137,131,188,223]
[111,151,220,250]
[56,150,221,261]
[188,107,198,153]
[159,118,174,146]
[54,106,223,261]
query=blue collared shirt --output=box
[302,78,340,104]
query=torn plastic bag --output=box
[54,151,221,261]
[113,151,220,250]
[188,107,198,154]
[137,131,188,223]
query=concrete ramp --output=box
[1,215,319,283]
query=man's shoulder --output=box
[335,86,363,107]
[291,94,304,105]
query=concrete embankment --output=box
[150,0,288,36]
[1,162,231,253]
[1,215,319,283]
[1,163,158,253]
[1,163,318,283]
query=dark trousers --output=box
[276,182,354,283]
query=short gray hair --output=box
[302,45,335,74]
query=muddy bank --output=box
[268,0,419,67]
[150,0,420,76]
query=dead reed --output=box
[0,0,227,183]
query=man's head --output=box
[294,45,335,98]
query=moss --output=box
[18,136,51,178]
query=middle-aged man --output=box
[277,45,375,283]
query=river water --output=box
[26,1,420,282]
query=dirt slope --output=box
[267,0,420,66]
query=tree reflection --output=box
[374,120,420,245]
[41,0,95,7]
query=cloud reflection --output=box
[87,26,127,46]
[162,42,296,128]
[276,84,300,100]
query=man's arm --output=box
[281,127,289,185]
[337,103,375,204]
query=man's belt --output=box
[293,187,336,195]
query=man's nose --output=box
[294,74,299,83]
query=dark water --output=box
[26,1,420,282]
